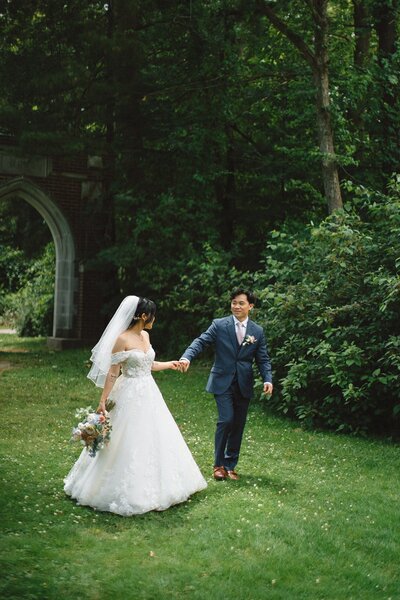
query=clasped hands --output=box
[170,360,190,372]
[171,360,273,395]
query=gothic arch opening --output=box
[0,177,76,338]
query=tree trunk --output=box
[222,126,236,248]
[372,0,399,176]
[313,0,343,213]
[101,0,119,307]
[104,0,116,246]
[349,1,371,161]
[313,69,342,213]
[258,0,343,213]
[215,11,236,248]
[353,0,371,68]
[373,0,398,58]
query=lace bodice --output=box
[111,347,155,378]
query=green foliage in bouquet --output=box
[254,178,400,435]
[71,406,112,458]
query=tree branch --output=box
[228,122,266,158]
[257,1,318,71]
[306,0,326,28]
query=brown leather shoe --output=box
[227,470,239,481]
[213,466,228,481]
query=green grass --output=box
[1,334,399,600]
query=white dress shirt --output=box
[233,316,248,344]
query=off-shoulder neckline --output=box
[112,346,153,356]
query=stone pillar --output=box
[53,257,76,337]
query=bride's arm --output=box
[152,361,180,372]
[97,364,121,412]
[96,336,124,413]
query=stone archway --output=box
[0,138,108,347]
[0,177,76,338]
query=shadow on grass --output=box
[61,473,298,539]
[62,488,209,533]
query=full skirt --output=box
[64,374,207,515]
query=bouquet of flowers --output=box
[71,406,112,457]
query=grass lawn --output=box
[0,334,399,600]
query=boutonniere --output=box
[242,335,257,346]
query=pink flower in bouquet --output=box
[70,406,112,457]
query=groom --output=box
[180,289,273,481]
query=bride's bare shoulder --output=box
[112,333,128,353]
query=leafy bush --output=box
[160,180,400,435]
[159,243,255,355]
[254,178,400,435]
[6,243,55,337]
[0,245,30,325]
[0,244,29,291]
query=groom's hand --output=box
[179,359,190,372]
[263,382,273,395]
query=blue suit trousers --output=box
[214,380,250,470]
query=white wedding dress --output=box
[64,347,207,515]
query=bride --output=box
[64,295,207,516]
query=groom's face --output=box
[231,294,254,322]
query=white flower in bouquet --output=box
[70,406,112,457]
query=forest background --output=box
[0,0,399,436]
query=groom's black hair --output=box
[129,297,157,327]
[230,288,256,304]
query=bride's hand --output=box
[170,361,181,370]
[97,401,106,414]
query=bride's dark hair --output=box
[128,297,156,328]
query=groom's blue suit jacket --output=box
[181,316,272,399]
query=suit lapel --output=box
[227,316,239,349]
[245,320,255,337]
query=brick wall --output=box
[0,139,108,341]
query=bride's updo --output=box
[128,297,156,327]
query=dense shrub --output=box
[166,180,400,435]
[5,243,55,336]
[254,179,400,435]
[0,245,29,324]
[159,243,255,355]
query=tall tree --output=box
[257,0,343,213]
[353,0,371,68]
[372,0,400,177]
[373,0,398,57]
